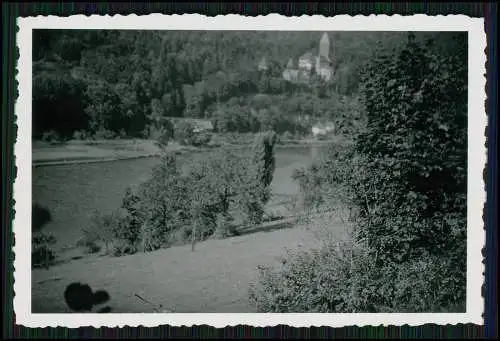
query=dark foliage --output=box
[354,32,467,264]
[32,31,444,139]
[32,203,52,232]
[32,203,57,269]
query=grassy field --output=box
[32,211,349,313]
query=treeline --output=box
[249,32,468,313]
[33,30,451,140]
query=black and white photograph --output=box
[14,14,486,327]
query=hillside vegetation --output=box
[33,30,458,142]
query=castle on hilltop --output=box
[282,32,334,83]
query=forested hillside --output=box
[32,30,461,140]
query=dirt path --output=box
[32,213,348,313]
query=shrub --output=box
[249,238,466,313]
[120,187,144,248]
[109,209,142,256]
[93,127,117,140]
[72,130,88,140]
[214,213,238,239]
[281,131,293,141]
[174,121,195,146]
[76,238,101,254]
[41,130,64,145]
[83,208,142,257]
[83,211,117,255]
[191,132,213,147]
[118,128,127,139]
[249,241,377,313]
[32,231,57,268]
[148,118,174,148]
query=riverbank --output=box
[32,137,349,166]
[33,139,164,167]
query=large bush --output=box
[249,239,466,313]
[354,32,467,264]
[80,188,145,256]
[32,231,58,269]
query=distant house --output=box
[171,118,214,134]
[312,124,326,137]
[312,121,335,137]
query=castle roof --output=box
[299,52,314,62]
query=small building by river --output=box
[311,122,335,138]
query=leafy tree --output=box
[137,153,191,251]
[84,79,122,134]
[185,148,249,246]
[120,187,143,248]
[355,32,467,264]
[33,70,87,138]
[241,131,278,224]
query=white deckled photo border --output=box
[14,13,487,328]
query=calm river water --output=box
[33,145,328,249]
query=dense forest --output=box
[32,30,462,141]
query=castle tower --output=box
[316,32,333,81]
[319,32,330,60]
